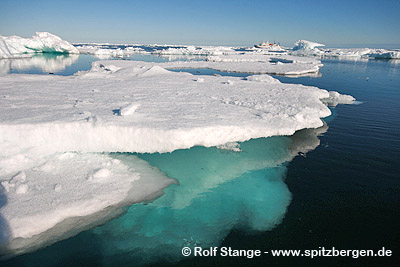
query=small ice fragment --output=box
[216,142,241,152]
[93,168,112,179]
[40,163,55,172]
[16,184,29,194]
[54,184,62,192]
[86,115,97,123]
[246,74,280,84]
[1,181,11,192]
[58,152,75,160]
[324,91,355,106]
[120,103,140,116]
[11,171,26,183]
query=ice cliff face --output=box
[0,32,79,59]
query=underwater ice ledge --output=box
[5,124,329,265]
[0,154,177,258]
[0,60,354,258]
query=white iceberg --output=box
[291,40,325,56]
[368,49,400,59]
[0,32,79,59]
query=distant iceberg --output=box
[290,39,400,59]
[292,40,325,56]
[368,49,400,59]
[0,32,79,59]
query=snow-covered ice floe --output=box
[160,54,323,75]
[0,59,354,257]
[0,32,79,59]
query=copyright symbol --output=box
[182,247,191,256]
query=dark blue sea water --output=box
[1,55,399,266]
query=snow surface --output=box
[0,60,353,155]
[0,57,354,257]
[0,32,79,59]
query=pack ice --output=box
[0,57,354,257]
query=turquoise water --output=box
[1,56,400,266]
[3,129,326,266]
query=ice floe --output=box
[0,51,355,257]
[0,60,353,156]
[162,56,322,75]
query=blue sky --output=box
[1,0,399,47]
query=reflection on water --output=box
[0,53,207,76]
[0,54,79,75]
[4,124,327,266]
